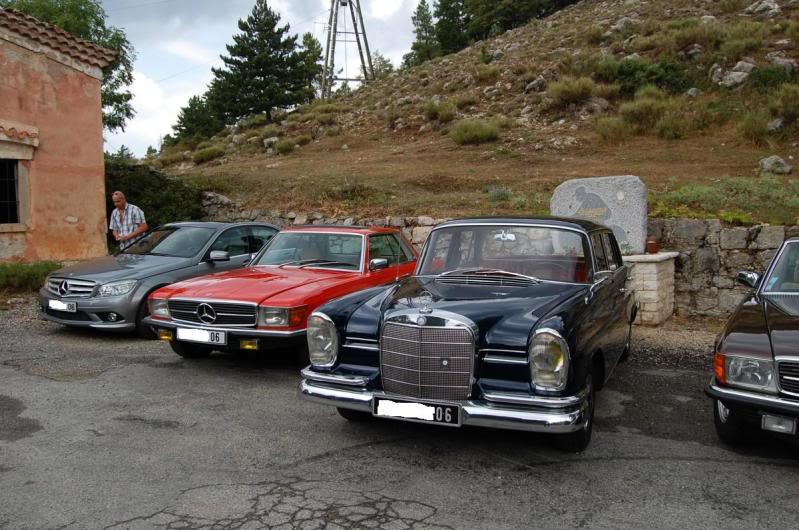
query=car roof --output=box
[281,225,400,235]
[161,221,278,230]
[434,216,608,233]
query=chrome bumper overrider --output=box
[299,371,589,434]
[706,380,799,415]
[142,316,307,337]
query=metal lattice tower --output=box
[321,0,374,99]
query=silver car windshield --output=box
[763,242,799,292]
[254,232,363,271]
[418,225,590,283]
[124,227,216,258]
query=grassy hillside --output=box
[156,0,799,225]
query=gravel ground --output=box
[2,297,798,530]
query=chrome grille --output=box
[167,299,257,327]
[47,278,96,298]
[436,274,535,288]
[778,360,799,396]
[380,320,474,401]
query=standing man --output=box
[109,191,148,251]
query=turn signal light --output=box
[240,339,259,350]
[158,329,173,341]
[288,306,309,328]
[714,352,726,384]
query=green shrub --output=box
[736,110,771,145]
[260,125,281,139]
[239,114,270,130]
[455,94,478,109]
[424,100,457,123]
[0,261,61,293]
[449,119,500,145]
[276,139,296,154]
[294,134,313,146]
[475,64,500,83]
[385,107,401,126]
[491,115,515,129]
[513,195,529,210]
[719,38,762,61]
[286,113,303,122]
[772,83,799,123]
[635,84,667,100]
[749,67,792,91]
[316,113,336,125]
[192,146,225,165]
[594,117,631,143]
[188,175,234,195]
[195,140,214,151]
[487,186,512,202]
[620,98,673,131]
[655,111,689,140]
[157,152,186,167]
[594,83,621,100]
[547,76,596,107]
[717,0,748,14]
[583,25,606,45]
[105,162,204,240]
[311,103,347,114]
[594,57,691,97]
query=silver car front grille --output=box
[777,360,799,396]
[380,317,475,402]
[47,278,96,298]
[167,299,257,327]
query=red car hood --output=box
[160,266,360,305]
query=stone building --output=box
[0,8,115,261]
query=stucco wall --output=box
[0,38,107,261]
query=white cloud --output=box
[368,0,408,21]
[159,40,220,65]
[106,71,209,154]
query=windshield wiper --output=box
[298,260,355,269]
[278,259,330,268]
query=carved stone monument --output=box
[550,175,648,254]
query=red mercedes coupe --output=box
[143,226,418,362]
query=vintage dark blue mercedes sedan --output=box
[299,217,638,451]
[706,236,799,445]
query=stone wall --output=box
[648,219,798,316]
[203,193,797,317]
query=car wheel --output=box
[135,299,155,340]
[169,339,213,359]
[619,326,632,363]
[554,374,595,453]
[713,399,754,445]
[337,407,373,422]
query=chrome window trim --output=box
[414,222,595,284]
[253,231,366,273]
[760,240,797,295]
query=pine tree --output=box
[208,0,304,122]
[434,0,469,55]
[464,0,576,40]
[172,95,224,140]
[298,33,324,104]
[371,51,394,80]
[406,0,440,67]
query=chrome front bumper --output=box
[299,369,589,434]
[38,289,137,331]
[706,380,799,416]
[143,316,307,338]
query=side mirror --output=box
[208,250,231,262]
[736,271,760,289]
[369,258,389,271]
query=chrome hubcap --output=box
[716,400,730,423]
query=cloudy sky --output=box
[103,0,418,155]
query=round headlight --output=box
[529,329,570,391]
[307,313,338,368]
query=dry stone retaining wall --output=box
[203,192,797,317]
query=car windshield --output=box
[764,242,799,292]
[418,225,590,283]
[123,226,216,258]
[254,232,362,271]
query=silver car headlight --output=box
[259,307,289,327]
[529,328,570,391]
[98,280,137,297]
[307,313,338,368]
[148,299,170,318]
[719,353,777,393]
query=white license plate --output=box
[48,299,76,313]
[176,328,227,345]
[373,398,461,426]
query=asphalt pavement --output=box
[1,300,797,529]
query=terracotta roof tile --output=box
[0,8,116,69]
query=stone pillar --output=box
[623,252,680,326]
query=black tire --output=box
[134,299,155,340]
[619,325,632,363]
[713,398,754,446]
[554,374,595,453]
[337,407,373,422]
[169,339,214,359]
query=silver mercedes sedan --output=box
[38,221,278,336]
